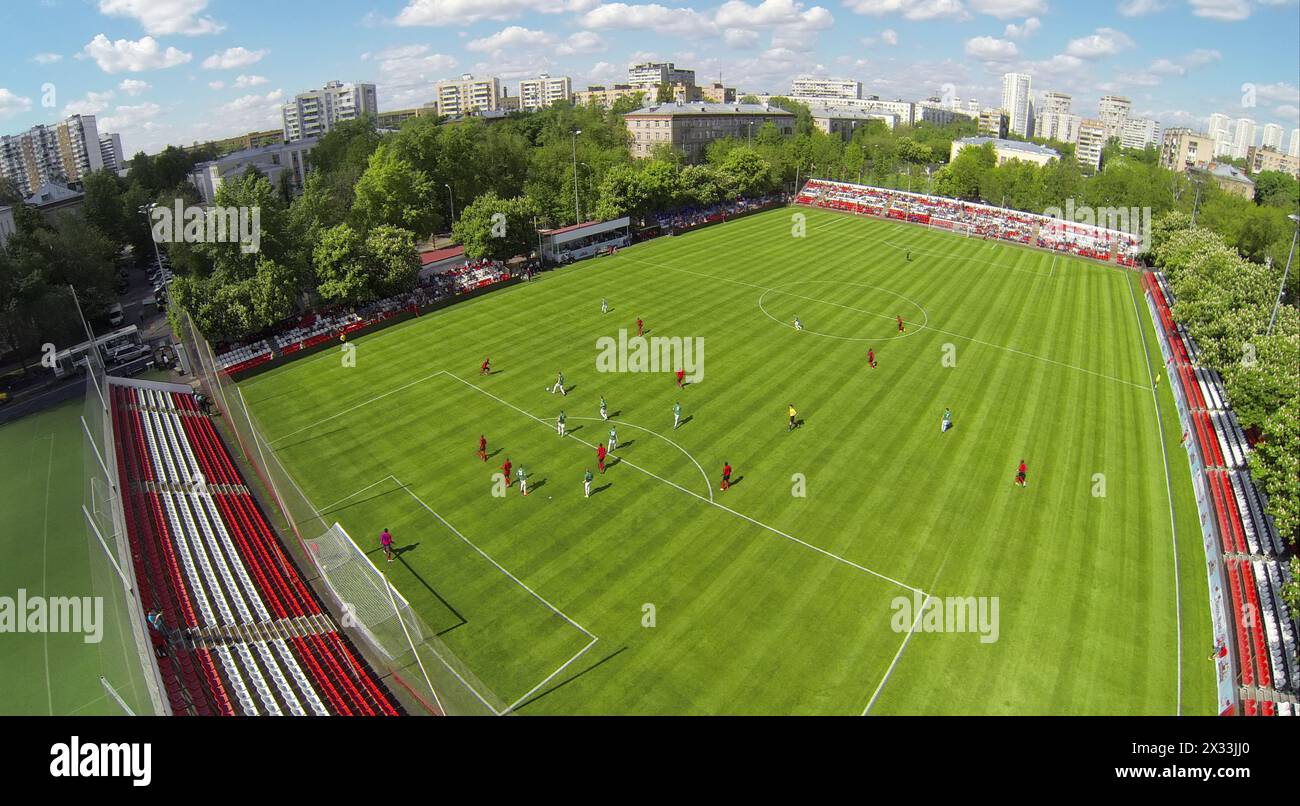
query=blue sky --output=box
[0,0,1296,156]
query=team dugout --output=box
[540,217,631,265]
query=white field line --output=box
[394,477,603,712]
[861,593,931,716]
[445,372,924,595]
[614,252,1149,391]
[1127,277,1183,715]
[569,415,714,503]
[266,369,445,446]
[41,434,55,715]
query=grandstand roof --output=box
[954,136,1060,159]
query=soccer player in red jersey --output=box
[720,462,732,491]
[1015,460,1027,487]
[636,317,644,337]
[477,434,487,461]
[897,315,905,333]
[597,443,607,474]
[480,356,491,375]
[502,457,513,486]
[676,368,685,388]
[868,348,877,369]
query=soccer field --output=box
[240,205,1215,715]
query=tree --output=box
[351,143,440,237]
[716,147,772,198]
[593,164,647,221]
[1252,170,1299,210]
[312,224,371,304]
[679,164,725,207]
[365,225,421,297]
[80,170,127,247]
[452,193,539,261]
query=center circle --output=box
[757,280,929,342]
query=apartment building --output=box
[98,133,125,174]
[519,74,572,111]
[624,102,794,163]
[790,77,862,101]
[628,62,695,90]
[951,136,1060,167]
[1098,95,1131,140]
[1247,146,1300,178]
[435,74,503,117]
[573,84,642,108]
[1161,127,1217,172]
[1001,72,1033,138]
[1120,117,1160,150]
[188,138,317,204]
[0,114,103,197]
[281,81,378,142]
[808,105,899,138]
[1075,119,1108,170]
[978,109,1009,139]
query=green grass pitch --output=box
[239,205,1216,715]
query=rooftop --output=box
[625,102,795,117]
[955,136,1061,159]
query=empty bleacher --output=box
[109,380,402,716]
[1143,273,1298,714]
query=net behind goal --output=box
[306,523,505,716]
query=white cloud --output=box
[64,90,117,117]
[97,0,225,36]
[32,53,63,65]
[843,0,971,20]
[82,35,193,73]
[395,0,600,26]
[1064,27,1135,59]
[1147,48,1221,76]
[714,0,834,30]
[208,81,225,90]
[1003,16,1040,38]
[1118,0,1166,15]
[1187,0,1252,20]
[1253,81,1300,105]
[580,4,719,36]
[965,35,1019,61]
[118,78,151,95]
[201,47,267,70]
[724,28,762,47]
[880,28,899,44]
[363,45,458,108]
[100,101,163,134]
[465,26,606,58]
[234,74,269,88]
[0,88,34,118]
[968,0,1045,18]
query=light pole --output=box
[571,129,582,224]
[444,183,455,227]
[1267,213,1300,336]
[1189,171,1206,226]
[139,203,164,271]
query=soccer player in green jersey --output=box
[550,370,566,395]
[607,426,618,452]
[517,466,528,496]
[673,401,682,430]
[584,468,594,498]
[600,396,608,420]
[601,298,608,315]
[941,407,952,433]
[557,410,566,437]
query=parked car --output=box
[109,343,152,365]
[107,303,124,327]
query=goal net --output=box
[306,522,505,716]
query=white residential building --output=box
[1076,119,1108,170]
[1098,95,1131,140]
[1038,112,1081,145]
[790,77,862,101]
[519,74,572,111]
[98,133,125,173]
[435,74,502,117]
[281,81,378,142]
[1001,72,1033,138]
[627,62,695,90]
[1120,118,1160,150]
[1289,128,1300,159]
[1261,123,1284,151]
[188,138,317,204]
[1232,118,1257,159]
[0,114,102,197]
[1207,113,1234,157]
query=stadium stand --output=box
[108,378,403,716]
[1144,273,1298,714]
[795,179,1143,264]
